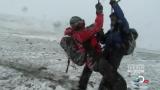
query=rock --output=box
[55,85,65,90]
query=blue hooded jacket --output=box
[103,3,130,50]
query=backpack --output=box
[60,36,87,66]
[124,28,138,55]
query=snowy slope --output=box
[0,14,159,90]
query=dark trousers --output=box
[78,56,127,90]
[78,65,92,90]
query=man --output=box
[64,3,104,90]
[99,0,133,90]
[103,0,130,70]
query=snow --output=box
[0,14,160,90]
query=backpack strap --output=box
[129,33,136,56]
[66,58,71,73]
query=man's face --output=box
[71,20,85,30]
[110,16,118,26]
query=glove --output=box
[96,3,103,13]
[110,0,117,5]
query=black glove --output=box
[110,0,117,5]
[96,3,103,13]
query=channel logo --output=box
[138,75,149,84]
[127,64,145,76]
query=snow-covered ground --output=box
[0,14,160,90]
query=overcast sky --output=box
[0,0,160,50]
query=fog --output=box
[0,0,160,50]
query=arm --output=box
[112,3,129,34]
[73,13,104,43]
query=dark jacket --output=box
[102,3,130,69]
[103,3,130,53]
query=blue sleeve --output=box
[112,3,129,34]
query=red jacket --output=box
[64,13,104,54]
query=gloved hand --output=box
[110,0,117,5]
[96,3,103,13]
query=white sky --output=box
[0,0,160,50]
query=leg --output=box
[99,72,127,90]
[108,54,123,70]
[108,55,127,90]
[97,58,116,90]
[78,65,93,90]
[97,57,127,90]
[99,77,112,90]
[112,72,127,90]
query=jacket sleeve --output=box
[73,13,104,43]
[112,3,129,34]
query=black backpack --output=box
[124,28,138,55]
[60,36,87,66]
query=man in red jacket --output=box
[65,8,103,55]
[64,3,105,90]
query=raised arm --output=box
[111,1,129,34]
[73,12,104,43]
[72,3,104,43]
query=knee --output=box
[98,59,113,75]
